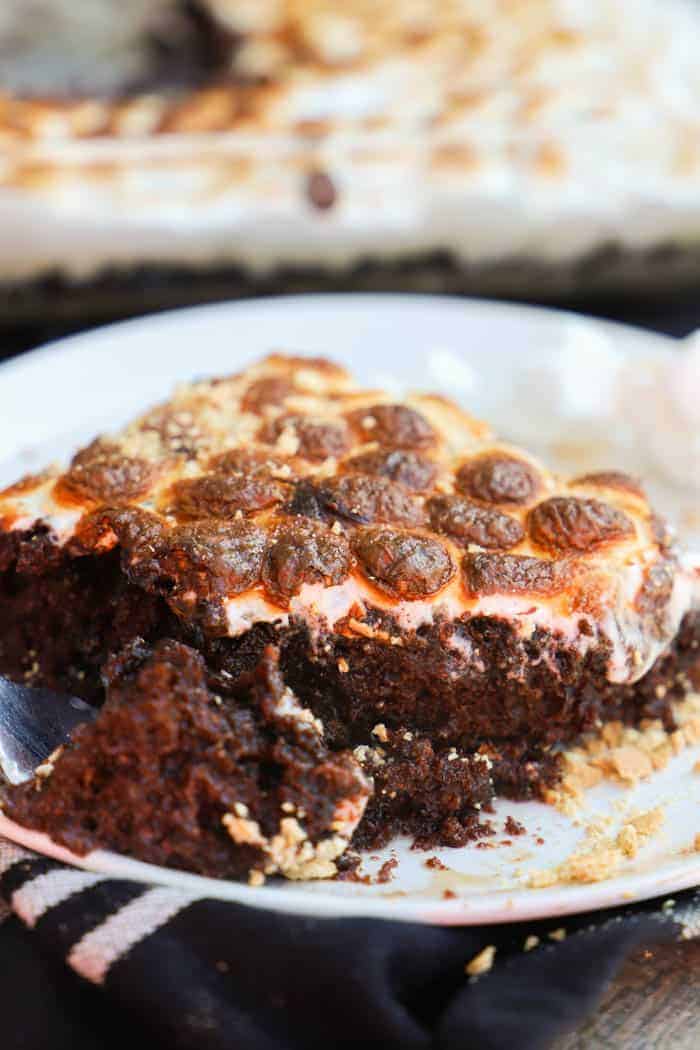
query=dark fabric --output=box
[1,291,699,1049]
[0,844,695,1050]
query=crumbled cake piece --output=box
[352,727,494,850]
[3,642,370,880]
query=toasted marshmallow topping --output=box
[1,353,696,685]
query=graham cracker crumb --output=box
[694,834,700,852]
[347,617,390,642]
[670,729,686,755]
[629,807,665,837]
[248,869,265,887]
[694,761,700,775]
[530,805,666,888]
[563,846,623,884]
[465,945,496,977]
[548,928,566,942]
[523,935,540,951]
[372,723,389,743]
[651,743,673,771]
[607,746,654,784]
[337,658,350,674]
[617,824,639,858]
[529,868,559,889]
[547,694,700,815]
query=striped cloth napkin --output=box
[2,837,699,1050]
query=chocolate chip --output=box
[259,415,351,461]
[528,497,634,554]
[353,527,454,599]
[456,453,541,506]
[208,448,298,480]
[61,439,158,502]
[263,519,353,602]
[240,376,296,414]
[284,479,369,525]
[462,553,571,597]
[307,171,337,210]
[428,495,524,550]
[319,475,426,527]
[348,404,436,450]
[169,474,284,520]
[162,520,268,600]
[342,449,437,492]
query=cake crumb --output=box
[375,858,398,884]
[504,816,525,836]
[693,761,700,775]
[523,935,540,951]
[425,856,448,871]
[337,658,350,674]
[372,723,389,743]
[548,928,566,942]
[443,889,457,900]
[248,869,265,887]
[694,834,700,852]
[465,945,496,977]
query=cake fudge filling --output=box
[1,353,698,877]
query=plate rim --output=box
[0,290,678,388]
[2,811,699,926]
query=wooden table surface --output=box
[556,938,700,1049]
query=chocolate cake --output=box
[5,641,370,882]
[2,0,700,326]
[1,353,699,879]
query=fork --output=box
[0,676,96,785]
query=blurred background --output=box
[1,0,700,353]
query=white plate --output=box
[1,294,698,925]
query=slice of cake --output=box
[1,353,698,867]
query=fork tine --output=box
[0,677,96,785]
